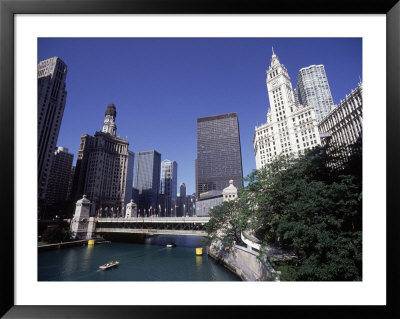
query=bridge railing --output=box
[95,227,208,236]
[97,217,210,223]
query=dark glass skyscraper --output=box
[196,113,243,199]
[133,150,161,214]
[45,147,74,208]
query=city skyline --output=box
[38,38,362,194]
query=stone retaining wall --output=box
[208,240,279,281]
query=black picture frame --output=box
[1,0,399,318]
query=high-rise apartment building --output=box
[294,64,334,122]
[254,50,321,170]
[133,150,161,215]
[196,113,244,199]
[38,57,68,204]
[45,146,74,207]
[72,104,130,217]
[160,159,178,216]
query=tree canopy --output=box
[206,142,362,281]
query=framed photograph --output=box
[1,0,399,318]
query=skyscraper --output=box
[38,57,68,204]
[186,194,196,216]
[179,182,186,199]
[72,104,130,217]
[66,166,76,201]
[254,49,321,169]
[294,64,334,122]
[196,112,244,199]
[159,159,178,216]
[176,182,187,217]
[124,151,135,209]
[133,150,161,215]
[160,160,178,201]
[45,146,74,207]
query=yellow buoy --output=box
[196,247,203,256]
[88,239,95,245]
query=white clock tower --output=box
[254,48,321,169]
[266,48,296,114]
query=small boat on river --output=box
[97,240,112,244]
[99,260,119,270]
[166,242,176,248]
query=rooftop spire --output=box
[102,103,117,135]
[272,46,275,56]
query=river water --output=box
[38,235,240,281]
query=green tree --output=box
[206,143,362,281]
[241,145,362,281]
[205,199,245,250]
[42,221,72,243]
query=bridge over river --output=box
[94,216,211,237]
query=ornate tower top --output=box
[265,49,296,117]
[102,104,117,135]
[269,50,281,69]
[105,103,117,117]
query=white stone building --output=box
[254,50,321,170]
[318,82,363,161]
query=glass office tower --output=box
[160,159,178,217]
[196,113,243,199]
[133,150,161,215]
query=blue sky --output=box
[38,38,362,195]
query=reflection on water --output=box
[195,256,203,273]
[38,235,239,281]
